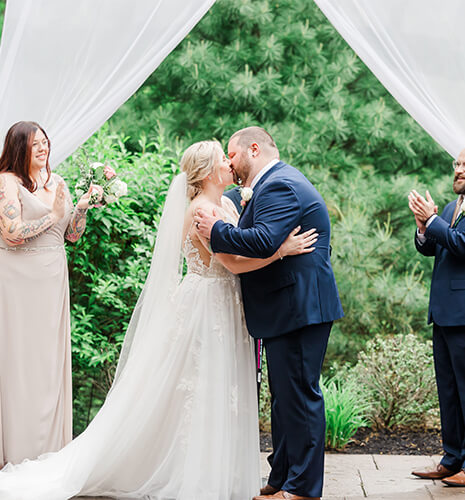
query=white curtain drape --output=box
[314,0,465,158]
[0,0,215,167]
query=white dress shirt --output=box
[416,215,437,244]
[250,158,280,189]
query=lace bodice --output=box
[183,234,232,279]
[182,196,239,280]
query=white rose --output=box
[113,179,128,197]
[240,187,253,202]
[104,193,118,204]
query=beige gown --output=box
[0,179,73,466]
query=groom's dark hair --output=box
[230,126,278,152]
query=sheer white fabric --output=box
[113,173,187,383]
[315,0,465,158]
[0,0,215,167]
[0,174,261,499]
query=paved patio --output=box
[320,454,465,499]
[77,453,465,499]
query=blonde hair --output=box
[181,140,223,200]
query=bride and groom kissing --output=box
[0,126,343,500]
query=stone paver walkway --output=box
[77,453,465,499]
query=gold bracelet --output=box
[277,249,283,260]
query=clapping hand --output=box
[408,189,438,233]
[51,182,66,220]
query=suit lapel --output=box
[238,161,285,224]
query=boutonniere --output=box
[240,186,253,207]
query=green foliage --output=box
[350,333,439,429]
[316,168,452,363]
[35,0,456,431]
[61,128,448,434]
[109,0,456,365]
[259,360,369,449]
[322,375,369,450]
[259,356,271,431]
[111,0,449,177]
[0,1,5,37]
[57,126,181,433]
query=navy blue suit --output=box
[223,186,242,212]
[416,200,465,472]
[212,161,343,497]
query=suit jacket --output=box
[416,200,465,326]
[211,161,344,339]
[223,186,242,213]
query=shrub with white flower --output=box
[76,161,127,207]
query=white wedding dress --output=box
[0,173,261,500]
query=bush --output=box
[259,361,369,449]
[259,356,271,431]
[58,128,443,434]
[350,333,439,429]
[57,126,182,434]
[322,375,369,450]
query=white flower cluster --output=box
[104,178,128,204]
[240,187,254,202]
[76,161,127,207]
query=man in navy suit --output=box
[194,127,343,500]
[409,149,465,487]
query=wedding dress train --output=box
[0,173,261,500]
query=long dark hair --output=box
[0,121,51,192]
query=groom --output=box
[194,127,343,500]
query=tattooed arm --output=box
[65,207,88,242]
[63,177,103,243]
[0,173,64,247]
[62,179,87,243]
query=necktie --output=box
[450,194,464,227]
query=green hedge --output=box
[58,129,443,435]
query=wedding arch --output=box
[1,0,465,164]
[0,0,215,166]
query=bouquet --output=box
[75,162,127,207]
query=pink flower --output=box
[240,200,246,207]
[104,165,116,180]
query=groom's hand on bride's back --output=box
[194,208,221,239]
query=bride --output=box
[0,140,317,500]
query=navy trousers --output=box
[264,322,332,498]
[434,324,465,471]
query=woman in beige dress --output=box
[0,121,102,467]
